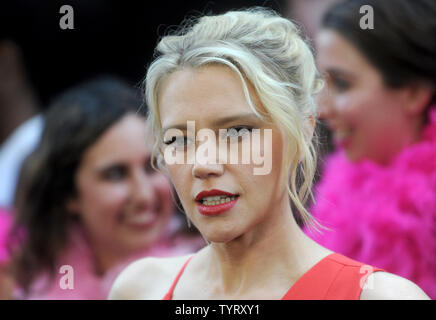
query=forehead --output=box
[158,65,263,128]
[316,30,367,70]
[81,115,150,166]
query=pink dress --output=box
[16,219,205,300]
[0,208,12,264]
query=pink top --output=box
[162,253,384,300]
[18,221,205,300]
[0,208,12,264]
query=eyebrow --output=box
[325,68,355,80]
[161,113,261,134]
[96,154,151,172]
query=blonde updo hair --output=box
[145,7,324,231]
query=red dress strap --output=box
[162,256,194,300]
[282,253,384,300]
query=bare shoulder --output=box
[360,271,430,300]
[108,254,192,300]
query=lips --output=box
[195,189,239,216]
[124,211,158,229]
[195,189,238,201]
[332,129,353,149]
[328,122,353,149]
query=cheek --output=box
[247,129,285,203]
[166,165,191,206]
[334,91,368,125]
[153,177,171,196]
[269,134,287,200]
[334,80,393,129]
[77,181,130,221]
[150,174,173,210]
[167,165,187,190]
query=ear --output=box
[305,114,316,143]
[309,114,316,129]
[299,115,316,162]
[402,84,433,116]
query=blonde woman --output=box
[109,8,429,300]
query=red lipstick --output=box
[195,189,239,216]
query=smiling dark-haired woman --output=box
[7,76,203,299]
[309,0,436,299]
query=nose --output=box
[191,136,224,179]
[192,161,224,179]
[131,169,155,209]
[192,148,224,179]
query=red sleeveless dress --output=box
[162,253,384,300]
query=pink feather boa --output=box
[307,108,436,299]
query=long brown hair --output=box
[8,76,146,296]
[323,0,436,124]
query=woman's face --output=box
[69,114,173,257]
[316,29,424,164]
[158,65,289,243]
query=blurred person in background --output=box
[286,0,341,41]
[285,0,341,197]
[0,40,43,210]
[0,208,14,299]
[5,76,204,299]
[309,0,436,298]
[0,33,43,302]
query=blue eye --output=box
[225,126,253,139]
[163,136,194,152]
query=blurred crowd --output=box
[0,0,435,299]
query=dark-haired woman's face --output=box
[316,30,424,165]
[68,114,173,267]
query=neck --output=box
[93,243,146,276]
[378,114,425,166]
[82,233,139,276]
[201,197,323,297]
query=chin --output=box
[122,228,163,250]
[200,225,242,244]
